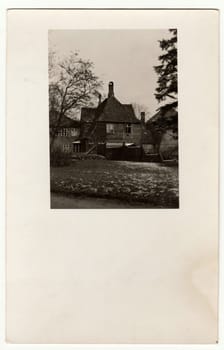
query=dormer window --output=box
[125,123,132,135]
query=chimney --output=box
[141,111,145,124]
[98,93,102,106]
[108,81,114,97]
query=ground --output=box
[50,160,179,208]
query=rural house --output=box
[78,81,154,159]
[49,82,161,161]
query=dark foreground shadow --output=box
[51,192,178,209]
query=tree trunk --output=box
[50,111,64,151]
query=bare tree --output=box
[49,51,102,148]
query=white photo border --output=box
[0,1,223,349]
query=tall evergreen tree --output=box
[146,29,178,158]
[154,29,178,111]
[148,29,178,139]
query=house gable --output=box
[97,96,140,124]
[79,82,141,142]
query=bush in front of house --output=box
[50,146,72,167]
[160,146,178,161]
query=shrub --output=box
[50,146,72,166]
[161,146,178,160]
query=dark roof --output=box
[80,96,140,125]
[50,110,80,128]
[147,108,177,126]
[97,97,140,123]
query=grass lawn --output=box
[50,160,179,208]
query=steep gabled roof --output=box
[80,96,140,125]
[50,110,80,128]
[79,82,141,140]
[97,96,140,123]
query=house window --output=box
[71,128,79,137]
[57,128,70,137]
[106,123,115,134]
[64,128,70,136]
[125,123,132,134]
[63,144,71,152]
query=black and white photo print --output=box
[6,9,219,345]
[49,29,179,209]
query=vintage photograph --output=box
[49,29,178,208]
[6,8,219,344]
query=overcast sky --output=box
[49,29,171,118]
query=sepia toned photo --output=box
[49,29,179,209]
[6,8,219,345]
